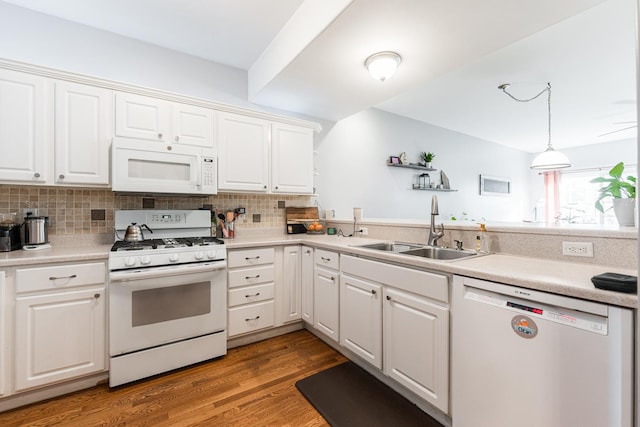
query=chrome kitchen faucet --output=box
[427,195,445,246]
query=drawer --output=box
[228,300,275,337]
[228,283,274,307]
[16,262,106,294]
[228,248,275,268]
[315,249,339,270]
[228,264,275,288]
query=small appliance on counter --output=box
[23,214,51,250]
[0,213,22,252]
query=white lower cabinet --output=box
[300,246,314,324]
[339,273,382,368]
[339,254,450,413]
[384,287,449,412]
[14,262,107,391]
[282,246,302,323]
[313,249,340,342]
[227,247,276,337]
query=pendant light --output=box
[498,82,571,170]
[365,51,402,82]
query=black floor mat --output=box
[295,361,444,427]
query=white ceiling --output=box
[4,0,636,153]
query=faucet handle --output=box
[454,239,463,250]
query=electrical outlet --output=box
[23,208,38,218]
[359,227,368,235]
[562,241,594,257]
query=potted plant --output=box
[591,162,636,226]
[420,152,435,168]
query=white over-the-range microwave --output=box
[111,137,217,195]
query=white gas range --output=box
[108,210,227,387]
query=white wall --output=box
[0,1,250,107]
[316,108,532,222]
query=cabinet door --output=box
[340,274,382,369]
[0,69,50,183]
[0,271,5,397]
[172,102,214,148]
[54,81,112,185]
[216,112,269,192]
[15,287,106,391]
[314,265,339,342]
[271,123,313,194]
[282,246,302,323]
[383,287,449,413]
[115,92,170,142]
[301,246,314,324]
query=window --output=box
[554,165,637,225]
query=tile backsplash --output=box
[0,185,313,236]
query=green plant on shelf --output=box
[420,151,435,164]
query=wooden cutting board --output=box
[286,207,319,221]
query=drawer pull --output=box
[386,295,392,301]
[94,293,101,299]
[371,289,377,295]
[331,276,335,281]
[305,250,311,254]
[245,256,261,260]
[245,292,261,298]
[245,274,261,280]
[245,315,261,322]
[321,257,331,262]
[49,274,77,281]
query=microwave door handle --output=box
[195,155,202,189]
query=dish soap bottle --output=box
[476,223,488,253]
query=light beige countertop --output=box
[0,235,636,308]
[0,244,111,267]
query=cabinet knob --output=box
[330,276,335,281]
[34,172,40,178]
[263,185,267,189]
[305,250,311,254]
[275,186,279,189]
[386,295,391,301]
[371,289,377,295]
[94,293,101,299]
[158,133,163,139]
[166,145,172,151]
[59,174,65,179]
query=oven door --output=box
[109,261,226,356]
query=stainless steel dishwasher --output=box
[451,275,633,427]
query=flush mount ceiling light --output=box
[498,82,571,170]
[365,51,402,82]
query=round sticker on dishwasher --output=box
[511,315,538,339]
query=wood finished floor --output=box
[0,330,347,427]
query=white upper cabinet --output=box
[0,69,51,183]
[217,111,315,194]
[217,112,270,192]
[55,81,112,185]
[115,92,214,148]
[271,123,313,194]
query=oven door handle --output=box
[109,261,225,282]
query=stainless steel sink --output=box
[401,246,478,260]
[357,242,423,253]
[356,241,479,260]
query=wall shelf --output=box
[386,162,436,171]
[412,185,457,192]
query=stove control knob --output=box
[125,257,136,267]
[206,250,217,259]
[140,256,152,265]
[169,254,180,263]
[194,251,205,260]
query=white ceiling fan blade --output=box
[597,125,638,137]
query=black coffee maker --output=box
[0,213,22,252]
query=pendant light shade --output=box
[365,51,402,82]
[498,82,571,170]
[530,146,571,170]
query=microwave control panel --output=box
[202,157,215,187]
